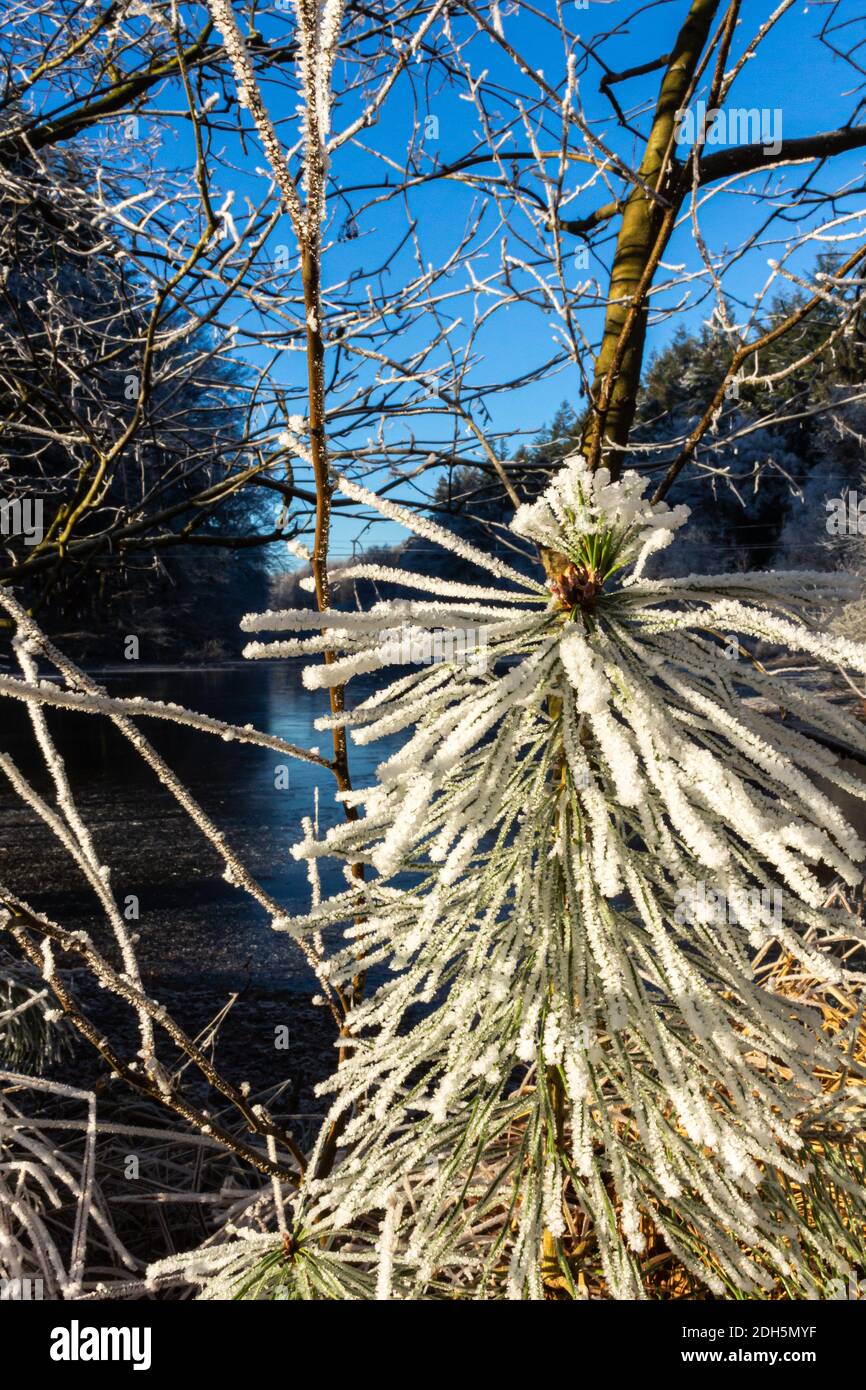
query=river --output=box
[0,662,400,992]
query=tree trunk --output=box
[582,0,721,473]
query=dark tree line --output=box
[0,147,274,659]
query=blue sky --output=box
[39,0,865,556]
[310,0,865,551]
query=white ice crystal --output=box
[241,457,866,1299]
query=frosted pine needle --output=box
[242,456,866,1298]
